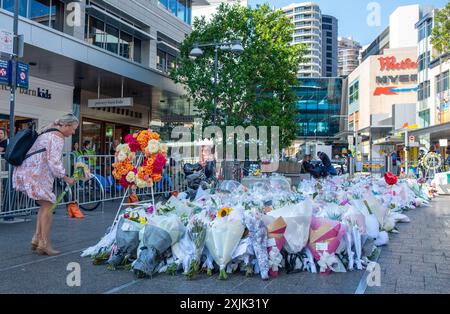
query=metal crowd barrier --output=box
[0,153,187,219]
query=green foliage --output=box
[431,1,450,55]
[172,2,306,148]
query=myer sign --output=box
[88,97,133,108]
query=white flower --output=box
[126,171,136,183]
[117,151,127,162]
[116,143,130,154]
[136,178,148,188]
[159,143,168,154]
[147,139,160,154]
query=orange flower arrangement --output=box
[113,129,166,189]
[112,161,134,179]
[136,131,150,151]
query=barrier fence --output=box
[0,153,187,218]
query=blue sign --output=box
[0,59,11,86]
[16,62,29,89]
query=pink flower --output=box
[153,153,166,173]
[119,176,130,189]
[125,134,140,152]
[146,206,154,214]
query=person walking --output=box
[13,114,78,256]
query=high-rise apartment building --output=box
[282,2,323,77]
[321,14,338,77]
[338,37,361,77]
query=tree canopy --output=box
[171,2,306,148]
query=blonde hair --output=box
[39,113,79,133]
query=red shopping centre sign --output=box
[378,56,418,71]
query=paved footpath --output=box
[0,197,448,294]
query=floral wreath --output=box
[420,152,442,171]
[112,129,168,189]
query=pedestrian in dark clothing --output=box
[317,151,337,176]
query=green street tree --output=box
[171,2,306,149]
[431,1,450,55]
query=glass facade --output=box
[85,15,142,63]
[2,0,64,31]
[159,0,192,25]
[293,78,342,138]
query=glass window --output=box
[177,0,185,22]
[119,31,132,59]
[105,24,119,54]
[50,0,65,31]
[167,53,176,73]
[87,16,105,49]
[418,24,425,41]
[349,80,359,105]
[169,0,177,14]
[159,0,169,8]
[157,49,166,72]
[29,0,51,26]
[2,0,27,17]
[426,21,432,37]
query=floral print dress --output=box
[13,132,66,203]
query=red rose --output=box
[152,153,166,173]
[119,175,130,189]
[124,134,140,152]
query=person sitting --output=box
[301,154,322,178]
[317,151,337,176]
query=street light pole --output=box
[190,40,244,126]
[213,45,218,124]
[5,0,19,218]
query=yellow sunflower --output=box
[218,207,233,218]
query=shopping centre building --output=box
[0,0,209,153]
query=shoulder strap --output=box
[23,129,63,161]
[41,128,64,136]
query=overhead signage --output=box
[88,97,133,108]
[373,86,418,96]
[378,56,418,71]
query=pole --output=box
[404,130,409,176]
[213,45,218,125]
[5,0,19,217]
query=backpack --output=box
[4,124,63,166]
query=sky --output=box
[247,0,449,46]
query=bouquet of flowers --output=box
[185,216,207,280]
[266,217,287,278]
[107,217,143,270]
[243,211,269,280]
[205,210,245,280]
[308,217,346,275]
[50,162,91,212]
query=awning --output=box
[373,135,403,146]
[408,122,450,140]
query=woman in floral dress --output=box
[13,114,79,256]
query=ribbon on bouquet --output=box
[317,252,339,273]
[267,217,287,278]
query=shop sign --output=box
[373,86,418,96]
[378,57,418,71]
[88,97,133,108]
